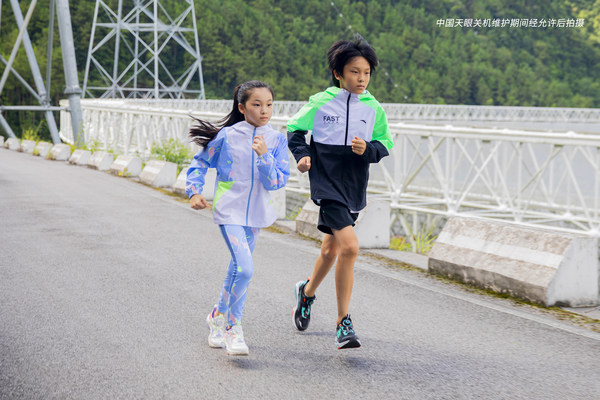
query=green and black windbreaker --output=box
[287,86,394,212]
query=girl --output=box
[287,39,394,349]
[186,81,289,356]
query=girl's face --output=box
[334,56,371,95]
[238,87,273,127]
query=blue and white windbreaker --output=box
[186,120,290,228]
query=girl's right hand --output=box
[297,156,311,173]
[190,194,210,210]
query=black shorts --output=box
[317,200,359,235]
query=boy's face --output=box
[238,87,273,127]
[334,56,371,95]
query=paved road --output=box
[1,149,599,400]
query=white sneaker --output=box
[206,306,225,348]
[224,324,249,356]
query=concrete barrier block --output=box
[50,144,71,161]
[139,160,177,188]
[5,138,20,151]
[69,149,92,166]
[200,169,217,200]
[295,199,323,241]
[295,198,390,247]
[173,167,189,196]
[110,155,142,177]
[174,168,218,200]
[89,151,114,171]
[354,199,390,248]
[20,140,36,154]
[0,136,4,147]
[34,142,52,158]
[428,217,599,307]
[270,187,287,220]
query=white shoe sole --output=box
[336,337,361,349]
[226,347,249,356]
[224,337,249,356]
[208,338,224,348]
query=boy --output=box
[287,38,394,349]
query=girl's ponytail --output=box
[189,81,273,148]
[188,117,220,148]
[228,84,245,125]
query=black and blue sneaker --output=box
[292,279,316,331]
[336,314,361,349]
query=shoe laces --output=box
[338,316,355,335]
[212,314,225,326]
[227,324,245,341]
[301,296,314,318]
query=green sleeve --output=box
[372,105,394,150]
[287,90,333,132]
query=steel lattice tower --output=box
[83,0,205,99]
[0,0,83,144]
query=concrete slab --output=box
[139,160,177,188]
[173,167,189,196]
[355,199,390,248]
[295,198,391,248]
[295,199,323,241]
[270,187,287,220]
[69,149,92,166]
[429,217,599,307]
[34,142,52,158]
[5,138,20,151]
[50,144,71,161]
[89,151,114,171]
[20,140,36,154]
[110,155,142,177]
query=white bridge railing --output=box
[60,99,600,237]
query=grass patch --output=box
[264,225,288,234]
[150,139,193,174]
[390,225,437,255]
[389,236,411,252]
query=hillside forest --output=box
[1,0,599,141]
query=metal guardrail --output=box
[387,123,600,236]
[59,99,600,237]
[69,99,600,123]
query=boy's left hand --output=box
[252,135,267,156]
[351,136,366,155]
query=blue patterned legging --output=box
[217,225,260,326]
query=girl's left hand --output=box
[252,135,267,156]
[351,136,366,155]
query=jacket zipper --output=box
[246,127,256,226]
[344,92,351,145]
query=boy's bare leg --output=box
[331,226,359,324]
[303,233,339,297]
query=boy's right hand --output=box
[190,194,210,210]
[297,156,311,173]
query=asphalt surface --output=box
[1,148,600,400]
